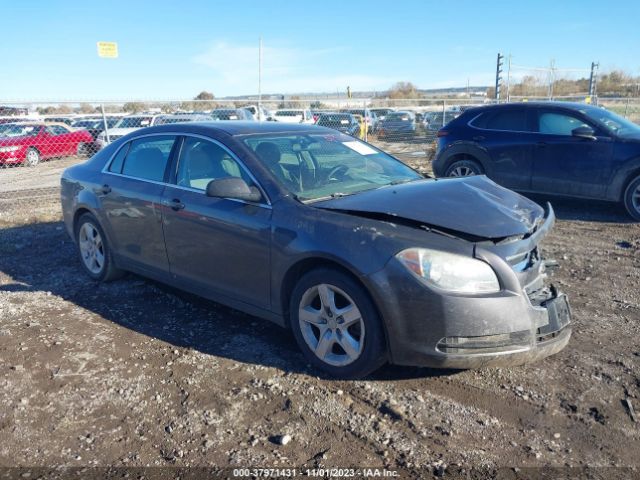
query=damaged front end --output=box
[361,202,572,368]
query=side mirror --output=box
[206,177,262,203]
[572,125,596,140]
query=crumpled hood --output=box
[313,176,545,240]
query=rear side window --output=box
[471,109,531,132]
[121,135,176,182]
[108,143,130,173]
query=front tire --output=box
[24,148,40,167]
[623,174,640,221]
[75,213,124,281]
[444,158,483,177]
[289,268,387,379]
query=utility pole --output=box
[548,59,555,100]
[506,54,512,102]
[588,61,599,101]
[258,37,262,121]
[495,53,504,102]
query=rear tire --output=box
[289,268,387,379]
[444,158,483,177]
[77,142,88,157]
[623,174,640,221]
[75,212,124,281]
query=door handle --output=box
[100,184,111,194]
[167,198,185,211]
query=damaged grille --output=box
[507,246,540,272]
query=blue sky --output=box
[1,0,639,100]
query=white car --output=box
[273,109,314,124]
[242,104,272,121]
[96,115,163,147]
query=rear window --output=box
[276,110,303,116]
[386,112,413,121]
[120,135,176,182]
[471,109,530,132]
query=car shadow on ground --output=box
[525,194,634,224]
[0,220,455,381]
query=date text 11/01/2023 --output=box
[232,468,400,477]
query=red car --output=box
[0,122,94,166]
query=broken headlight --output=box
[396,248,500,294]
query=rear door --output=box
[161,135,272,309]
[530,108,614,198]
[469,107,537,190]
[99,134,178,275]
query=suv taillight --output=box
[437,130,449,137]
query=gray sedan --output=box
[60,122,571,378]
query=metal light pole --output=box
[258,37,262,122]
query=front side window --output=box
[243,133,422,201]
[176,137,248,190]
[121,135,176,182]
[537,111,590,136]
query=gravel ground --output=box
[0,152,639,479]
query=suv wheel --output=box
[623,174,640,221]
[289,268,387,379]
[75,213,124,281]
[445,158,483,177]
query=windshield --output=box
[581,107,640,138]
[73,120,101,128]
[317,114,353,125]
[276,110,303,116]
[385,112,413,121]
[0,124,40,137]
[243,133,422,202]
[114,117,152,128]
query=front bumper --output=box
[365,205,572,368]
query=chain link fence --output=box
[1,96,640,225]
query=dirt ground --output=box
[0,151,639,479]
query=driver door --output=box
[530,108,614,198]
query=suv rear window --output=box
[471,109,531,132]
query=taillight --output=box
[437,130,449,137]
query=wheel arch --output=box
[438,143,491,176]
[607,157,640,201]
[279,257,390,347]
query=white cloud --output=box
[192,41,393,95]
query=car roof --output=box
[471,101,599,112]
[138,121,334,136]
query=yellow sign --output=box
[97,42,118,58]
[585,96,592,104]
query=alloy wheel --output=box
[632,183,640,214]
[26,149,40,166]
[298,283,365,367]
[450,165,476,177]
[78,222,105,275]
